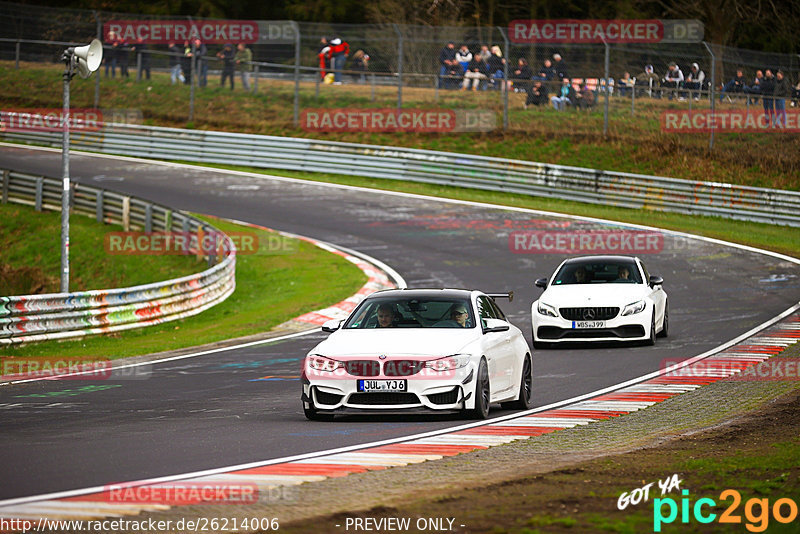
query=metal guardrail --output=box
[2,124,800,226]
[0,169,236,345]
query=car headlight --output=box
[537,301,558,318]
[424,354,471,372]
[621,300,646,316]
[306,354,342,372]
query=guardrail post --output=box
[182,216,190,233]
[207,231,217,267]
[1,170,8,203]
[165,209,173,231]
[144,203,152,233]
[292,21,300,128]
[96,189,104,222]
[15,40,20,69]
[122,196,130,231]
[35,177,43,212]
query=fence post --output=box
[292,21,300,128]
[394,24,403,110]
[96,189,104,222]
[603,40,609,138]
[15,40,20,69]
[1,170,9,203]
[371,73,376,102]
[253,64,259,93]
[631,77,635,115]
[497,26,509,131]
[703,41,716,150]
[136,50,142,81]
[189,40,196,123]
[144,203,152,233]
[93,11,101,109]
[35,177,43,212]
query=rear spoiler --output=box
[487,292,514,302]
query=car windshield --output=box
[552,260,642,285]
[343,297,475,329]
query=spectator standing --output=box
[455,45,472,72]
[774,69,791,127]
[217,43,236,90]
[745,70,763,104]
[685,63,705,100]
[351,50,369,83]
[524,80,548,108]
[662,62,684,100]
[117,37,130,78]
[720,68,746,102]
[761,69,776,125]
[317,37,330,80]
[168,42,185,84]
[550,78,575,110]
[438,42,457,89]
[552,53,568,80]
[328,37,349,84]
[462,53,488,90]
[792,78,800,107]
[104,31,118,78]
[181,40,192,85]
[192,38,208,87]
[235,43,253,91]
[131,39,150,80]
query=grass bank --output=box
[0,206,367,359]
[1,61,798,190]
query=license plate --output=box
[357,379,407,392]
[573,321,605,329]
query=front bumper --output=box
[532,308,651,343]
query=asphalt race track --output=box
[2,144,800,501]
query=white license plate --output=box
[573,321,605,329]
[357,379,407,392]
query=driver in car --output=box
[450,304,469,327]
[376,303,397,328]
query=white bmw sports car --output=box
[301,289,533,420]
[531,255,668,348]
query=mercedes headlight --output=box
[537,301,558,318]
[621,300,646,316]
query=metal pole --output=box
[189,41,196,123]
[293,21,300,127]
[136,50,142,81]
[371,73,375,102]
[603,41,609,138]
[394,24,403,110]
[497,26,509,131]
[60,60,72,293]
[631,77,635,115]
[94,12,101,109]
[703,41,716,150]
[15,40,20,69]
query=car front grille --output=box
[343,360,381,377]
[348,392,419,405]
[383,360,424,377]
[559,307,619,321]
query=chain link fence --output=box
[2,1,799,142]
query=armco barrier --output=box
[3,123,800,226]
[0,169,236,345]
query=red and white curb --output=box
[2,312,797,523]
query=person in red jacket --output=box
[327,37,350,85]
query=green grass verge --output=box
[0,208,367,359]
[191,163,800,259]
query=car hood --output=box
[311,328,481,359]
[539,283,648,307]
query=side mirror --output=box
[321,319,342,333]
[482,318,510,334]
[535,277,548,289]
[649,275,664,287]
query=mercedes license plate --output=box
[357,379,407,392]
[573,320,605,329]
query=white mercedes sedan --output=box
[531,255,668,348]
[301,289,532,420]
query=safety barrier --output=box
[3,123,800,226]
[0,169,236,345]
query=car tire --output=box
[646,311,656,346]
[303,392,335,421]
[657,303,669,338]
[501,354,533,410]
[468,358,491,419]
